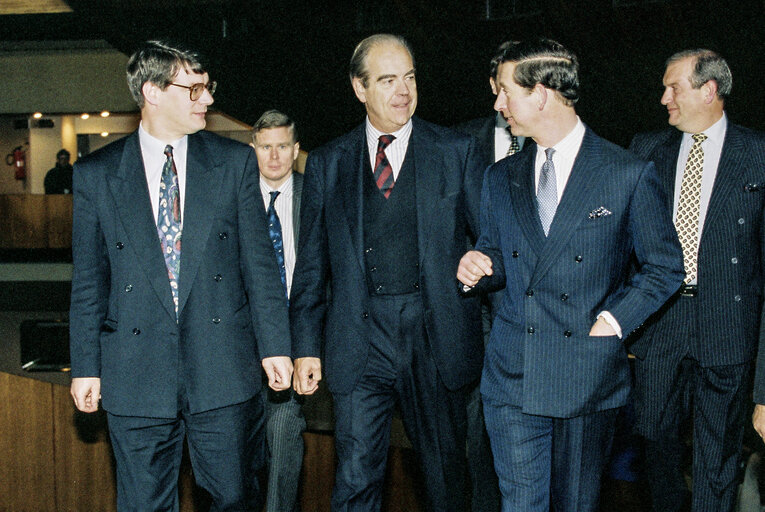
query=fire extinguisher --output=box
[5,146,26,180]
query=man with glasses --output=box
[69,40,292,510]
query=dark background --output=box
[2,0,763,150]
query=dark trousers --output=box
[331,293,467,512]
[263,386,306,512]
[107,395,265,512]
[634,294,751,512]
[483,400,618,512]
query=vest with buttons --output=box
[362,145,419,296]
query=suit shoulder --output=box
[414,117,472,145]
[74,134,131,169]
[309,124,364,158]
[630,128,675,157]
[452,116,493,137]
[729,123,765,145]
[196,130,251,153]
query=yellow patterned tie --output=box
[675,133,707,284]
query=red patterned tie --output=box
[373,134,396,198]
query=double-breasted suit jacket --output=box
[476,127,684,418]
[290,117,485,394]
[69,130,291,418]
[630,123,765,398]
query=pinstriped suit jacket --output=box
[476,127,684,418]
[630,122,765,397]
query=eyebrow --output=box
[375,68,416,83]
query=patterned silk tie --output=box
[537,148,557,236]
[506,130,520,156]
[675,132,707,284]
[373,134,396,198]
[157,144,182,317]
[267,191,288,301]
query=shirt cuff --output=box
[597,311,622,339]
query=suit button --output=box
[370,266,377,272]
[218,232,228,240]
[413,282,419,290]
[738,218,745,225]
[564,330,572,337]
[362,312,369,319]
[212,317,221,324]
[526,289,534,296]
[132,328,140,335]
[527,327,535,334]
[731,257,738,264]
[734,295,742,302]
[116,242,124,249]
[365,247,373,254]
[560,293,568,301]
[124,284,133,292]
[512,251,519,258]
[575,255,583,262]
[375,285,384,293]
[214,274,222,282]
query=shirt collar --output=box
[365,117,413,146]
[682,112,727,145]
[138,122,187,156]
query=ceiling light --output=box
[32,112,43,119]
[81,113,90,120]
[100,111,110,118]
[100,132,109,137]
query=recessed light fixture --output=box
[100,111,110,118]
[32,112,43,119]
[100,132,109,137]
[81,113,90,120]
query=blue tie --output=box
[537,148,557,236]
[267,191,288,301]
[157,144,182,317]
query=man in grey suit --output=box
[290,33,484,512]
[69,40,293,511]
[452,40,529,512]
[458,38,684,511]
[250,109,306,512]
[630,49,765,512]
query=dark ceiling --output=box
[2,0,764,150]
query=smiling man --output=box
[457,39,683,511]
[69,40,292,511]
[629,49,765,512]
[289,33,484,511]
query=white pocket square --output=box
[588,206,612,219]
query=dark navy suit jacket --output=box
[477,127,684,418]
[69,130,291,418]
[630,123,765,398]
[290,117,485,394]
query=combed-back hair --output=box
[126,40,207,108]
[493,38,579,106]
[252,109,298,143]
[349,33,415,88]
[666,49,732,100]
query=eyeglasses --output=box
[169,81,217,101]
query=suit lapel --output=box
[508,144,546,256]
[340,126,366,273]
[702,123,744,235]
[176,133,220,315]
[411,121,445,263]
[654,131,682,208]
[106,132,176,320]
[530,130,605,287]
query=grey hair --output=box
[666,49,732,99]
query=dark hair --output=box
[666,49,732,100]
[56,149,70,159]
[492,38,579,106]
[252,109,298,143]
[490,40,518,80]
[349,33,414,88]
[126,40,207,108]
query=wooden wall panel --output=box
[0,194,73,249]
[0,373,56,512]
[46,195,73,248]
[52,385,117,512]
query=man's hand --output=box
[262,356,294,391]
[71,377,101,413]
[293,357,322,395]
[753,404,765,440]
[457,250,493,287]
[589,316,617,337]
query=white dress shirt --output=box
[260,174,296,298]
[139,123,188,226]
[365,118,413,181]
[672,114,727,285]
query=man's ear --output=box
[533,83,548,111]
[703,80,719,104]
[490,77,498,95]
[352,77,367,103]
[142,81,161,107]
[292,142,301,161]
